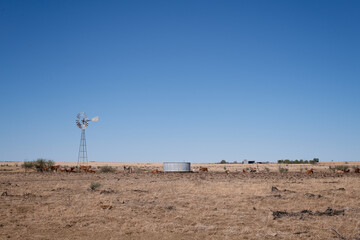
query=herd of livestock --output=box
[39,165,360,174]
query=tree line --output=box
[278,158,319,164]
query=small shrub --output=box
[90,182,101,191]
[279,167,288,173]
[265,167,270,173]
[334,165,349,171]
[22,161,34,171]
[100,166,116,173]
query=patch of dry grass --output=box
[0,162,359,239]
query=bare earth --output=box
[0,162,359,239]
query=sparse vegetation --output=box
[278,158,319,164]
[265,167,270,173]
[1,161,360,239]
[130,166,148,173]
[279,166,289,173]
[219,160,240,164]
[22,161,35,172]
[100,166,116,173]
[0,169,13,171]
[21,159,55,172]
[329,165,349,172]
[90,182,101,191]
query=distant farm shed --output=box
[163,162,191,172]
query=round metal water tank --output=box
[163,162,191,172]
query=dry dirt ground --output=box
[0,162,360,240]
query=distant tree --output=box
[309,158,319,165]
[22,161,34,172]
[220,160,228,164]
[33,159,54,172]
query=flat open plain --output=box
[0,162,359,239]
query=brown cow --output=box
[306,169,314,174]
[344,169,350,173]
[79,165,91,172]
[224,170,230,174]
[199,168,208,172]
[355,168,360,173]
[60,168,66,172]
[242,169,248,173]
[66,167,75,172]
[249,167,257,173]
[87,169,96,173]
[51,165,60,172]
[151,169,163,173]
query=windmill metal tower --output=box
[76,112,99,166]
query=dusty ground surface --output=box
[0,162,360,239]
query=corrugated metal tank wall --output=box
[163,162,191,172]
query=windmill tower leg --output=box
[77,129,88,166]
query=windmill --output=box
[76,112,99,166]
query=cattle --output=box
[60,168,66,173]
[225,170,230,174]
[199,168,208,172]
[355,168,360,173]
[87,169,96,173]
[242,169,248,173]
[306,169,314,174]
[248,167,257,173]
[66,167,75,173]
[344,169,350,173]
[51,165,60,172]
[337,169,344,173]
[151,169,163,173]
[79,165,91,172]
[41,167,47,172]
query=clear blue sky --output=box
[1,0,359,163]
